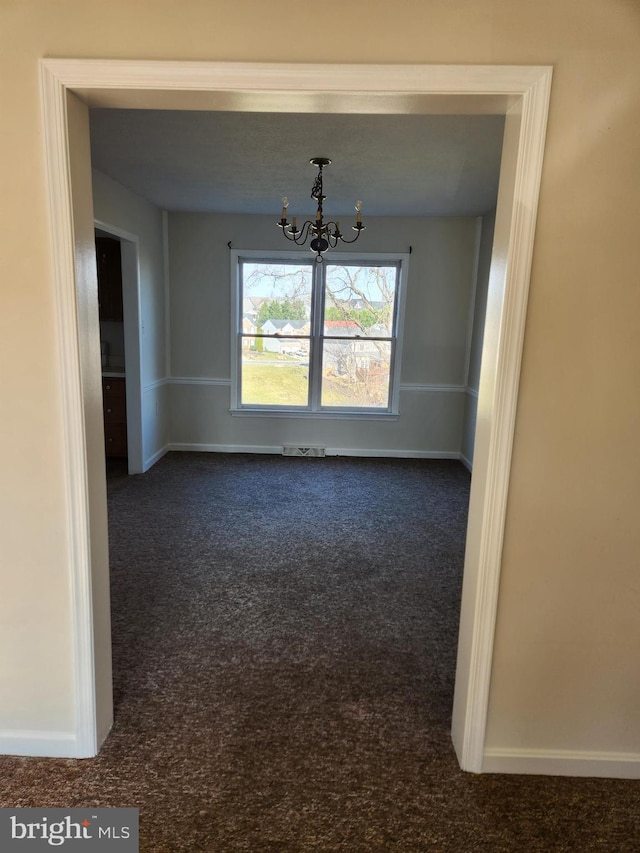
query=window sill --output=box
[230,408,399,421]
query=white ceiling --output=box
[89,110,504,218]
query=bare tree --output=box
[243,264,312,308]
[324,265,394,335]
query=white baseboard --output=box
[168,443,283,455]
[483,747,640,779]
[325,448,461,459]
[0,730,79,758]
[167,443,464,460]
[143,444,170,472]
[460,452,473,472]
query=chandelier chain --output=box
[311,168,324,201]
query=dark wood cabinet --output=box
[96,236,123,321]
[102,377,127,458]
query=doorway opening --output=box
[40,61,552,771]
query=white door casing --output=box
[39,60,552,767]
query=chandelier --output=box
[277,158,365,262]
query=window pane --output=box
[324,264,397,338]
[242,262,313,334]
[241,339,310,406]
[321,340,392,408]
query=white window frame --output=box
[230,249,409,418]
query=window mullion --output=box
[308,262,325,411]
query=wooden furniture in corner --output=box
[102,377,127,458]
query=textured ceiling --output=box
[89,110,504,218]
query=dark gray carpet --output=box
[1,453,638,851]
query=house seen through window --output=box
[233,253,407,414]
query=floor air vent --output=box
[282,446,326,458]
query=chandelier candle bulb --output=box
[355,201,362,224]
[281,197,289,221]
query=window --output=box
[232,251,408,415]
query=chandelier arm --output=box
[281,220,316,245]
[336,227,365,245]
[327,232,339,248]
[296,220,316,244]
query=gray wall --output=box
[167,213,479,456]
[87,192,489,461]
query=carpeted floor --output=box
[1,453,638,851]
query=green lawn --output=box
[241,362,362,407]
[242,363,309,406]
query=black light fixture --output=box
[277,158,365,262]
